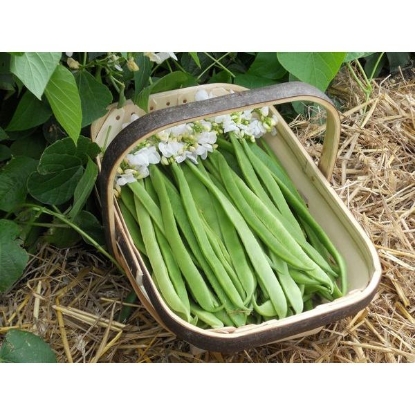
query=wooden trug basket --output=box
[91,82,382,353]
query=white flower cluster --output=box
[115,90,278,188]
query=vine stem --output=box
[23,204,124,274]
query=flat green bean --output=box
[134,195,191,322]
[150,165,221,312]
[185,158,288,319]
[171,162,248,312]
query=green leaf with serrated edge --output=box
[0,219,29,293]
[6,90,52,131]
[74,70,113,128]
[44,65,82,142]
[27,165,83,205]
[69,158,98,219]
[277,52,347,92]
[0,156,38,212]
[248,52,287,80]
[10,52,61,99]
[0,329,56,363]
[234,73,276,89]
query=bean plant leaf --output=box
[74,210,106,247]
[10,52,62,100]
[74,70,113,128]
[135,71,197,112]
[28,165,84,205]
[344,52,374,62]
[10,133,46,159]
[189,52,201,68]
[69,157,98,219]
[386,52,412,72]
[36,136,100,169]
[26,136,99,206]
[44,65,82,142]
[75,136,101,162]
[6,90,52,131]
[234,74,276,89]
[0,127,9,141]
[277,52,347,92]
[0,156,38,212]
[134,53,152,94]
[0,329,57,363]
[44,209,105,248]
[248,52,287,80]
[0,144,11,161]
[0,219,29,293]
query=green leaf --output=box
[189,52,201,68]
[0,329,56,363]
[0,156,38,212]
[0,53,11,75]
[69,158,98,219]
[36,136,100,169]
[0,127,8,141]
[10,133,46,159]
[364,53,387,78]
[248,52,287,80]
[344,52,375,62]
[74,70,113,128]
[0,220,29,293]
[134,53,152,94]
[234,73,276,89]
[386,52,412,72]
[207,70,233,84]
[0,144,11,161]
[152,71,197,94]
[25,136,99,206]
[43,218,82,248]
[27,165,83,205]
[75,136,101,162]
[277,52,347,92]
[6,90,52,131]
[10,52,62,100]
[74,210,106,247]
[44,65,82,142]
[44,210,105,249]
[135,71,197,112]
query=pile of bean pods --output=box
[116,108,346,329]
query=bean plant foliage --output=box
[0,51,408,361]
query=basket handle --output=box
[99,81,341,250]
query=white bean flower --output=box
[126,145,160,168]
[116,170,136,186]
[192,131,217,160]
[144,52,177,65]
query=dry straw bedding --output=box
[1,68,414,363]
